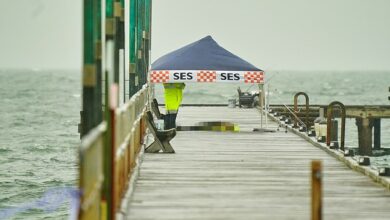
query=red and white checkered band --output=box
[150,71,169,83]
[244,71,264,83]
[197,71,217,82]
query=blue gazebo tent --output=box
[149,36,264,84]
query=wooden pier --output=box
[121,106,390,219]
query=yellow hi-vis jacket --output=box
[163,83,185,114]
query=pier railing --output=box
[79,85,148,220]
[111,85,148,214]
[79,123,106,220]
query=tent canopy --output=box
[150,36,263,84]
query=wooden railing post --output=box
[311,160,322,220]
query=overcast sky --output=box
[0,0,389,71]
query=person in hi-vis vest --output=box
[163,83,185,129]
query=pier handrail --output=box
[110,84,148,217]
[326,101,346,151]
[79,122,106,220]
[78,84,148,220]
[294,92,309,129]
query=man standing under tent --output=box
[163,82,185,129]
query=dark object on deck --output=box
[145,111,176,153]
[358,156,370,166]
[299,126,307,132]
[178,121,238,132]
[151,98,164,119]
[329,141,339,149]
[344,148,355,157]
[379,167,390,176]
[253,128,276,133]
[284,117,292,124]
[237,87,258,108]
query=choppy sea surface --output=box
[0,70,389,219]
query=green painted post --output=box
[106,0,113,17]
[119,0,126,103]
[82,0,96,137]
[95,0,103,125]
[144,0,151,75]
[113,0,122,84]
[137,0,145,86]
[129,0,137,98]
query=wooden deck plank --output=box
[125,107,390,220]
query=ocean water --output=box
[0,70,389,219]
[0,70,80,219]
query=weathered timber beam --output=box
[270,105,390,118]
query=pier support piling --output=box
[330,119,338,149]
[373,118,381,150]
[356,118,374,156]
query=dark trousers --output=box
[164,113,177,130]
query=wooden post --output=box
[311,160,322,220]
[109,84,118,219]
[355,118,374,156]
[104,1,115,219]
[102,71,111,220]
[373,118,381,150]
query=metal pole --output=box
[258,84,264,128]
[265,83,268,128]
